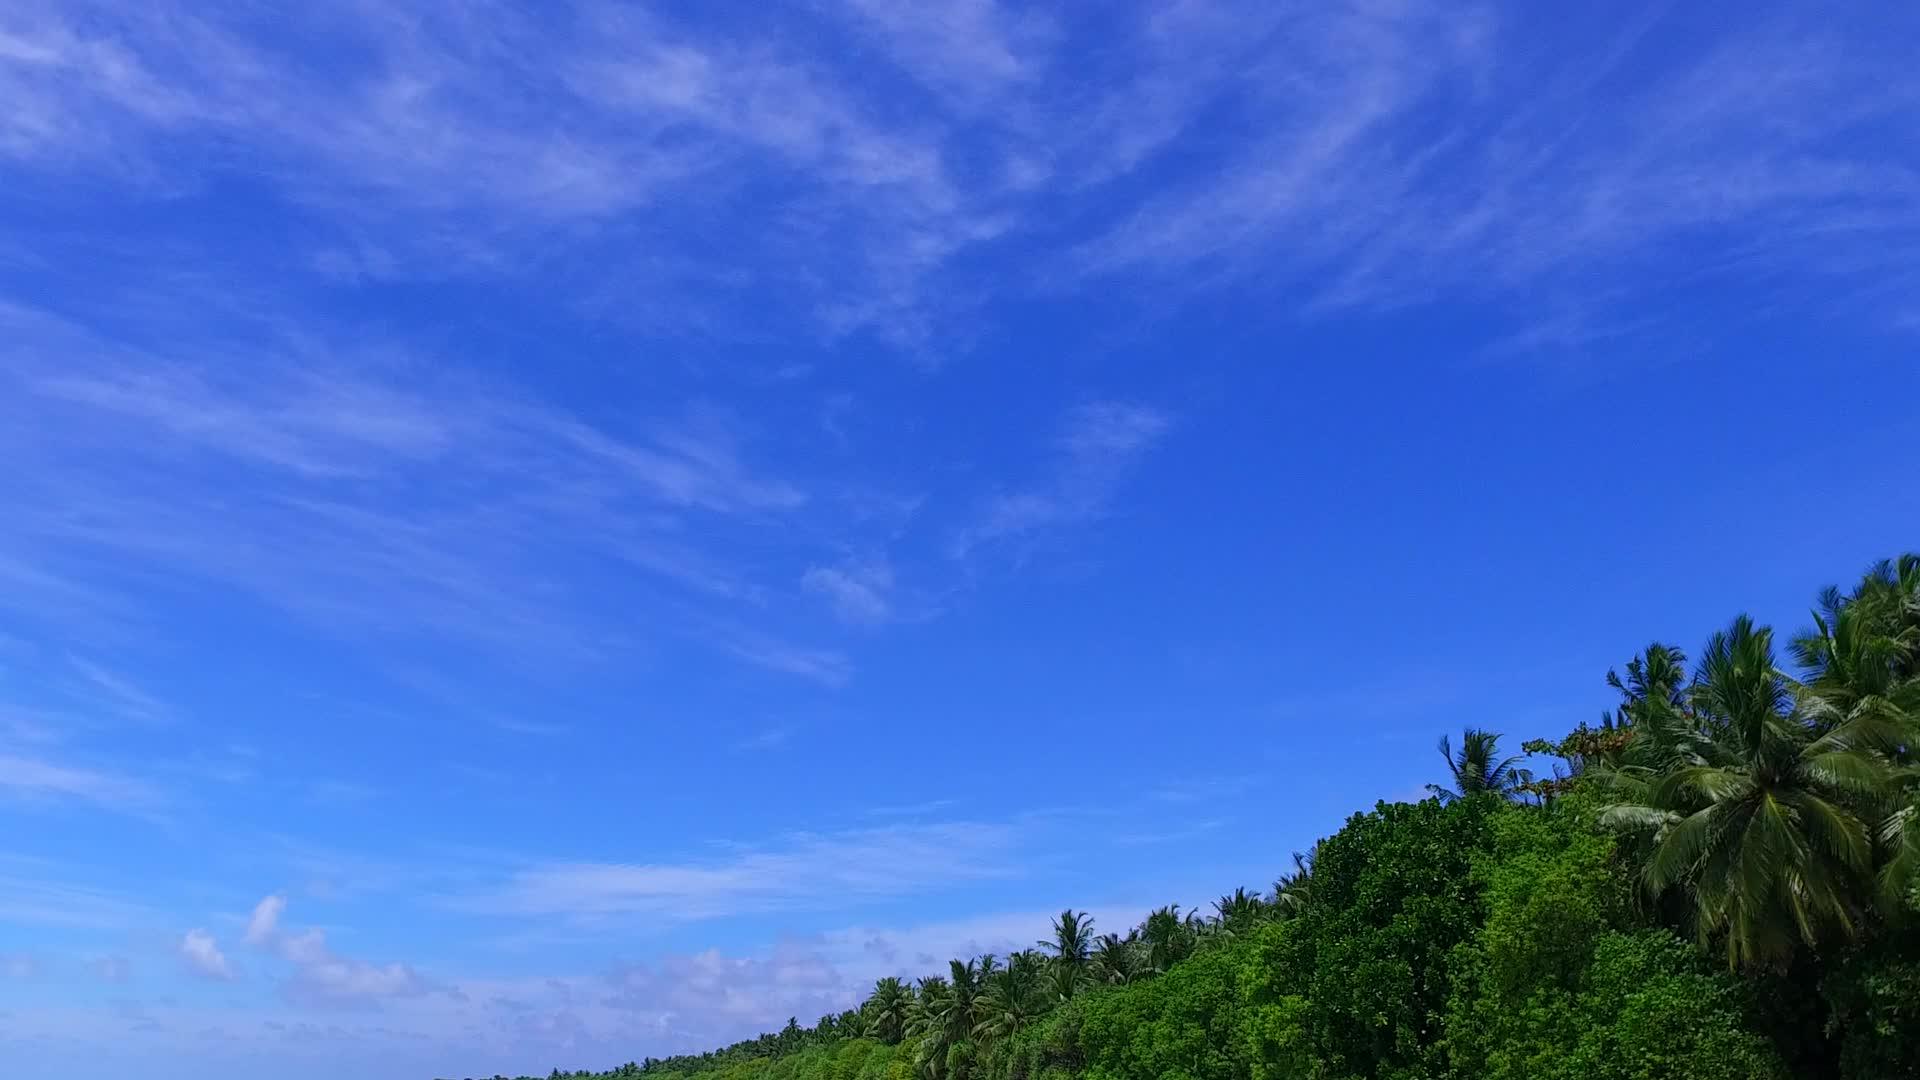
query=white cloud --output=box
[583,904,1158,1050]
[812,906,1146,980]
[179,929,236,981]
[834,0,1051,103]
[0,703,60,745]
[432,908,1137,1063]
[863,798,957,818]
[464,821,1017,922]
[801,560,896,624]
[0,2,1911,1071]
[1065,5,1920,326]
[63,656,171,724]
[955,401,1170,556]
[0,1,1006,344]
[0,303,852,681]
[0,5,1900,742]
[601,943,851,1034]
[0,895,1231,1072]
[2,1,1913,349]
[0,858,154,930]
[1150,775,1258,804]
[708,627,855,687]
[491,717,571,737]
[0,751,160,811]
[242,894,431,1006]
[245,894,285,946]
[278,927,430,1007]
[1060,401,1170,459]
[734,725,795,752]
[1113,818,1230,847]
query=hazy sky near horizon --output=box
[2,1,1918,1077]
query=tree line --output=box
[459,553,1920,1080]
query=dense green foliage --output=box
[462,553,1920,1080]
[1439,802,1779,1080]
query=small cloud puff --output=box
[245,893,285,946]
[802,559,896,624]
[242,894,430,1006]
[179,929,236,981]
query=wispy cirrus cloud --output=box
[801,559,897,625]
[63,655,172,725]
[0,1,1004,344]
[955,401,1170,557]
[0,301,843,677]
[6,2,1903,348]
[462,821,1019,923]
[1065,4,1920,327]
[0,4,1911,1073]
[0,856,156,930]
[706,627,855,687]
[0,299,1162,700]
[0,751,162,811]
[833,0,1051,104]
[733,725,795,753]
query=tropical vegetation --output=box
[457,553,1920,1080]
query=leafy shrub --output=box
[1074,944,1245,1080]
[1242,796,1500,1079]
[1822,931,1920,1080]
[1444,801,1781,1080]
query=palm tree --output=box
[972,951,1045,1046]
[903,958,982,1080]
[1272,846,1317,917]
[948,957,982,1011]
[1040,908,1094,965]
[1795,556,1920,689]
[1599,615,1887,969]
[1793,556,1920,908]
[1213,886,1267,933]
[863,976,914,1044]
[904,975,952,1078]
[1427,727,1532,802]
[1606,644,1692,729]
[1090,932,1143,985]
[1523,646,1691,801]
[1038,909,1094,1000]
[1140,905,1193,973]
[1795,565,1919,738]
[1043,960,1085,1004]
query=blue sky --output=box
[1,1,1917,1077]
